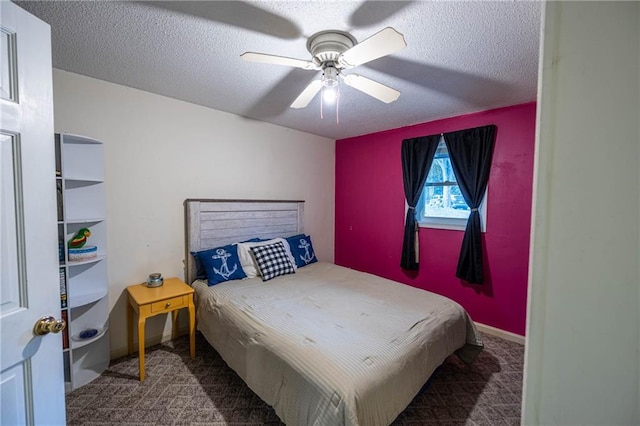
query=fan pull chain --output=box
[336,87,340,126]
[320,87,324,119]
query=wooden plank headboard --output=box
[184,199,305,284]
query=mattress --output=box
[193,262,483,426]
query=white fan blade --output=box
[343,74,400,103]
[291,80,323,109]
[241,52,318,70]
[338,27,407,68]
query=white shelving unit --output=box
[56,133,110,392]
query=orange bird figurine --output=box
[68,228,91,248]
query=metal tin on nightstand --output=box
[146,273,164,287]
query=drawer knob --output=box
[165,302,171,308]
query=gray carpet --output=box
[65,331,523,425]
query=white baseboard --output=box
[110,325,190,360]
[475,322,525,345]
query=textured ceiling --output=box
[17,1,542,140]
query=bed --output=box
[184,199,483,426]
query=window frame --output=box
[414,138,488,232]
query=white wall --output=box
[524,2,639,425]
[52,70,335,357]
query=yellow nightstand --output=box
[126,277,195,381]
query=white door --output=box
[0,2,66,425]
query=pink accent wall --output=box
[335,102,536,336]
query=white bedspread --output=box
[193,262,483,426]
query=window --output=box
[416,138,487,231]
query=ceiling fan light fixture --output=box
[321,64,339,88]
[322,85,337,104]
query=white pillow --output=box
[237,238,297,278]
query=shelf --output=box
[65,218,105,225]
[65,222,106,263]
[68,289,108,309]
[66,254,106,267]
[70,333,110,390]
[70,326,108,350]
[66,256,107,310]
[62,136,104,182]
[64,181,105,220]
[64,178,103,187]
[68,291,108,325]
[61,133,102,145]
[56,132,108,392]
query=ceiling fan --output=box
[240,27,407,109]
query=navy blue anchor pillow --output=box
[286,234,318,268]
[192,244,247,286]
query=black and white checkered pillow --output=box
[250,241,295,282]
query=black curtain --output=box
[444,125,496,284]
[400,135,440,270]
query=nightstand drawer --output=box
[151,295,185,313]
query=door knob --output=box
[33,315,66,336]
